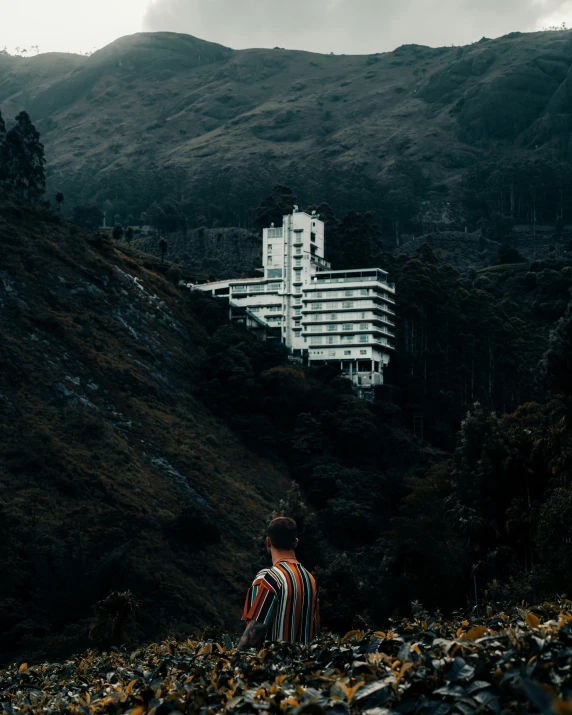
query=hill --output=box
[3,29,572,229]
[0,197,290,665]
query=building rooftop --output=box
[314,268,389,278]
[196,276,268,287]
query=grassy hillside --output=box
[3,29,572,226]
[0,197,290,666]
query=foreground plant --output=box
[2,600,572,714]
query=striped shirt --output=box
[242,560,320,644]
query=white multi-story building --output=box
[193,208,395,393]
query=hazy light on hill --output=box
[0,0,148,55]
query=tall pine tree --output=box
[0,110,6,185]
[4,111,45,200]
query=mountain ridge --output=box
[3,28,572,231]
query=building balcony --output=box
[308,339,395,350]
[300,301,394,315]
[310,255,331,269]
[308,271,395,291]
[302,320,395,334]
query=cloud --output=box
[143,0,571,54]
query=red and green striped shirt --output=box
[242,560,320,644]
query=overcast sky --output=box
[2,0,572,56]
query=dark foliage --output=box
[1,111,45,200]
[112,223,124,241]
[541,299,572,397]
[71,203,103,229]
[497,244,525,264]
[0,111,6,184]
[166,505,222,547]
[253,185,297,230]
[89,590,141,646]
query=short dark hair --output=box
[268,516,298,550]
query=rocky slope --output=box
[2,29,572,224]
[0,197,290,665]
[132,226,262,279]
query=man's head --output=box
[266,516,298,553]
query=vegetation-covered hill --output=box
[3,29,572,229]
[3,601,572,714]
[0,197,291,665]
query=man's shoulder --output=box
[253,567,282,587]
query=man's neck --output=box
[271,548,298,566]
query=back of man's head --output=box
[267,516,297,550]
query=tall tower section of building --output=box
[262,208,328,352]
[193,207,396,396]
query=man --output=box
[237,516,320,651]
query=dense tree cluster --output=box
[462,158,572,228]
[58,154,572,246]
[0,110,45,200]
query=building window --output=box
[268,228,282,239]
[327,336,335,344]
[311,303,321,310]
[268,282,281,290]
[360,289,368,296]
[342,324,352,331]
[294,308,301,316]
[360,350,367,355]
[267,270,282,279]
[328,324,336,331]
[268,245,273,251]
[295,259,302,266]
[359,334,368,342]
[344,350,352,355]
[342,301,353,309]
[345,290,354,297]
[294,321,301,327]
[250,284,263,292]
[362,323,369,330]
[267,256,273,265]
[330,313,337,320]
[361,312,367,319]
[316,292,323,298]
[312,314,320,321]
[310,337,323,345]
